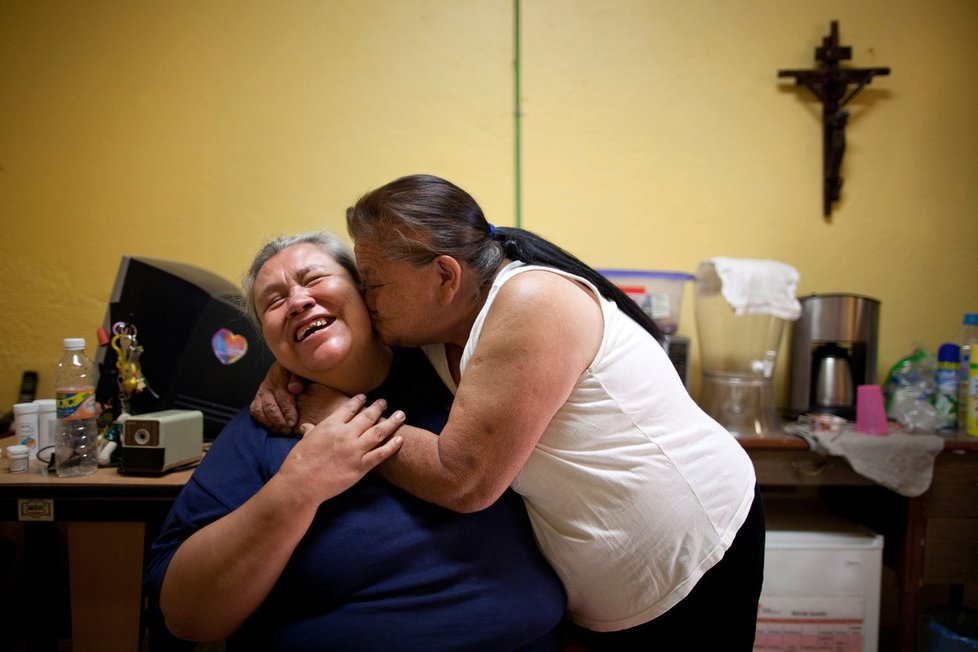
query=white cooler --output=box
[755,499,884,652]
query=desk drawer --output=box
[926,450,978,518]
[923,517,978,584]
[750,450,874,486]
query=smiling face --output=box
[253,242,377,386]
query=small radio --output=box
[120,409,203,475]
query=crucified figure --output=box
[778,21,890,216]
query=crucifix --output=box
[778,21,890,217]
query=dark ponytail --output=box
[493,226,665,343]
[348,174,664,343]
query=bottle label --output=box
[57,388,96,420]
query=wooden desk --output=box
[0,457,193,652]
[740,432,978,652]
[3,436,976,651]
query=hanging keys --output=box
[110,321,155,414]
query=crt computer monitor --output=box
[96,256,273,440]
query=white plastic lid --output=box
[34,399,57,410]
[64,337,86,350]
[7,445,29,457]
[13,402,39,414]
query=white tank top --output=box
[423,262,756,631]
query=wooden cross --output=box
[778,21,890,217]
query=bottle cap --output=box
[964,313,978,326]
[63,338,86,350]
[13,402,39,415]
[6,445,29,456]
[34,399,56,411]
[938,342,961,362]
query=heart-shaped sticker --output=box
[212,328,249,365]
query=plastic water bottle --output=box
[55,338,100,477]
[956,314,978,433]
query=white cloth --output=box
[698,257,802,320]
[801,424,945,497]
[425,262,757,632]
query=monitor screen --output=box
[96,256,273,440]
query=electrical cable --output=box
[513,0,523,229]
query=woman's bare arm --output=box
[376,271,602,512]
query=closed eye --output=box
[262,295,286,313]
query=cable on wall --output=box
[513,0,523,228]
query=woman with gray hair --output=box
[144,230,565,651]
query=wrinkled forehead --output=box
[258,243,348,285]
[354,227,437,272]
[353,239,386,274]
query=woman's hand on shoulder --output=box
[277,395,405,505]
[250,361,306,432]
[296,383,353,427]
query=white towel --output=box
[698,257,802,320]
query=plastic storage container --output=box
[35,398,57,455]
[12,402,39,458]
[6,444,30,473]
[597,269,694,334]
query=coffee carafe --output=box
[812,342,854,410]
[788,294,880,420]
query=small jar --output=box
[7,445,30,473]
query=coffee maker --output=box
[788,294,880,420]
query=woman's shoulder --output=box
[200,408,296,477]
[494,263,599,306]
[486,265,604,342]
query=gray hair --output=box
[241,230,360,328]
[346,174,504,288]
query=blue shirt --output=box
[144,348,565,651]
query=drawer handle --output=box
[791,460,828,477]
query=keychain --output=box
[110,321,155,414]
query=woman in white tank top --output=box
[253,174,766,650]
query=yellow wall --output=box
[2,0,976,409]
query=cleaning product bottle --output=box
[969,357,978,437]
[934,343,959,433]
[955,313,978,432]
